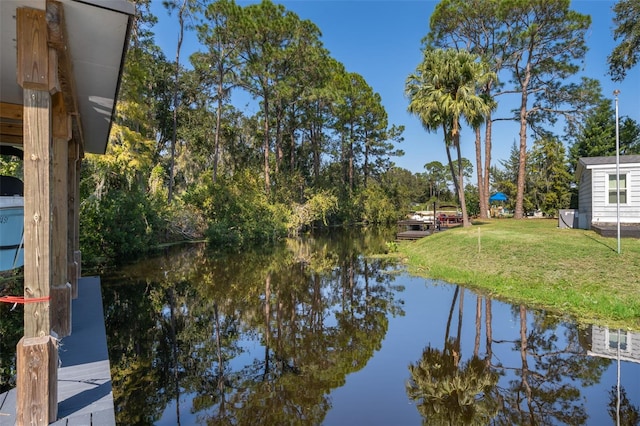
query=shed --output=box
[576,155,640,230]
[0,0,132,422]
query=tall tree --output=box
[504,0,590,218]
[423,161,450,201]
[427,0,591,220]
[164,0,201,203]
[302,58,343,185]
[280,21,330,175]
[331,76,404,190]
[406,48,494,227]
[331,72,373,194]
[365,124,404,188]
[608,0,640,82]
[491,142,521,208]
[235,1,323,195]
[194,0,244,182]
[426,0,504,219]
[528,135,571,216]
[568,97,640,171]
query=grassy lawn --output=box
[398,218,640,330]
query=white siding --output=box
[589,325,640,363]
[589,166,640,225]
[578,169,592,229]
[629,169,640,209]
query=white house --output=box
[586,325,640,364]
[576,155,640,230]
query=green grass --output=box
[399,219,640,330]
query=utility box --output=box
[558,209,578,229]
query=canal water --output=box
[100,228,639,425]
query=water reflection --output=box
[103,228,402,424]
[586,326,640,425]
[100,229,640,425]
[406,286,500,425]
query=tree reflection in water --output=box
[406,285,500,425]
[99,228,640,425]
[406,288,616,426]
[102,228,401,424]
[609,386,640,426]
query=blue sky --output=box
[151,0,639,176]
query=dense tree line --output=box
[0,0,635,265]
[79,0,417,265]
[68,0,639,265]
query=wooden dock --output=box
[396,215,465,241]
[0,276,115,425]
[396,219,434,240]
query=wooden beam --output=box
[16,8,49,91]
[68,138,80,298]
[0,102,24,121]
[0,121,23,137]
[0,134,24,145]
[0,103,24,146]
[46,0,84,150]
[52,91,71,337]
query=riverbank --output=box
[398,219,640,330]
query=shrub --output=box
[80,187,158,266]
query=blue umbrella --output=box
[489,192,508,202]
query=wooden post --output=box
[73,144,81,282]
[67,140,81,298]
[16,7,58,423]
[16,336,59,425]
[67,139,78,298]
[52,91,71,337]
[48,0,83,296]
[19,10,53,343]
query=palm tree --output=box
[406,48,495,227]
[406,285,500,424]
[406,344,500,425]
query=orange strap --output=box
[0,295,50,304]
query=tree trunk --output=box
[515,68,531,219]
[515,94,528,219]
[213,74,223,183]
[446,145,458,195]
[483,116,493,219]
[485,298,492,369]
[363,135,370,188]
[168,0,186,204]
[311,101,322,183]
[263,91,271,195]
[444,285,460,348]
[474,296,482,357]
[348,123,354,193]
[455,134,471,226]
[312,123,320,182]
[444,124,460,198]
[520,304,535,423]
[275,108,282,175]
[475,127,487,218]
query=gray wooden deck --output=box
[0,276,115,425]
[591,223,640,238]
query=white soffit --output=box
[0,0,133,154]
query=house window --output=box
[608,174,627,204]
[607,329,629,352]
